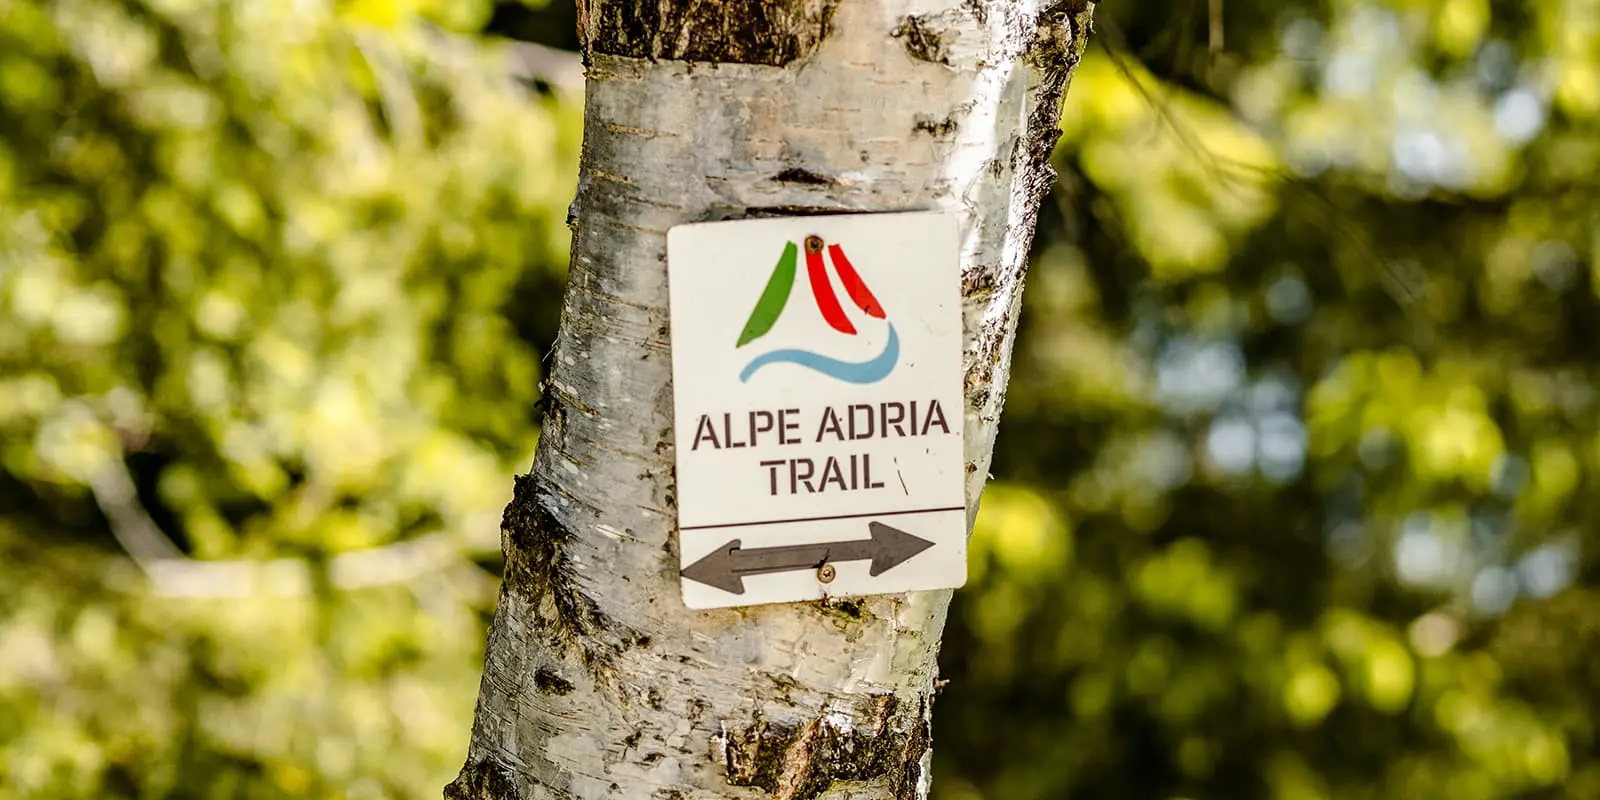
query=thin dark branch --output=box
[1093,17,1425,309]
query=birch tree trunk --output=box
[449,1,1095,797]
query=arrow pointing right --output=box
[681,521,936,595]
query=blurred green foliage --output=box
[0,0,577,796]
[4,0,1600,798]
[940,1,1600,798]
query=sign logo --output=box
[666,211,967,609]
[735,235,898,385]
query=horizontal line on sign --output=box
[679,505,967,532]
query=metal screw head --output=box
[804,235,825,254]
[817,564,837,583]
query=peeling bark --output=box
[577,0,842,66]
[451,1,1094,798]
[890,12,954,66]
[718,695,928,799]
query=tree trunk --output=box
[448,1,1094,798]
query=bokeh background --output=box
[2,0,1597,797]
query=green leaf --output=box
[734,240,796,348]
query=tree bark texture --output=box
[449,1,1094,798]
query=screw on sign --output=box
[666,211,966,609]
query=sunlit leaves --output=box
[1307,351,1505,488]
[1283,660,1341,727]
[1134,539,1238,632]
[1060,55,1280,279]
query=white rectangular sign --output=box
[666,211,967,609]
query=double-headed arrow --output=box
[681,522,935,595]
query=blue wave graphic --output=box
[739,324,900,384]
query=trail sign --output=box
[666,211,967,609]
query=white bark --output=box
[450,2,1093,798]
